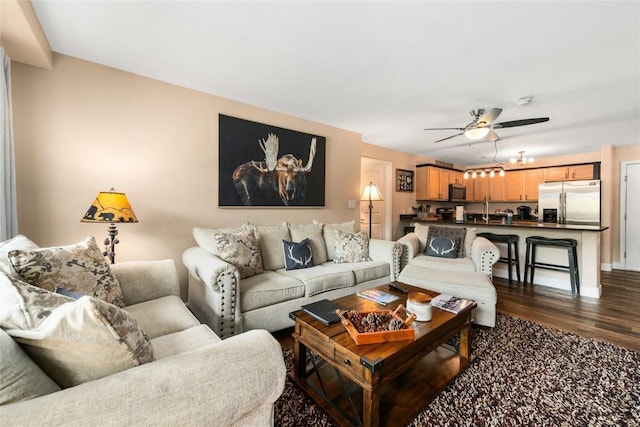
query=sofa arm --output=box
[111,259,180,306]
[396,233,420,270]
[0,329,286,427]
[182,247,242,338]
[471,236,500,276]
[368,239,403,281]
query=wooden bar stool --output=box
[477,232,521,284]
[524,236,580,297]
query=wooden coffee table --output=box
[289,282,476,427]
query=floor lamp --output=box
[81,188,138,264]
[361,181,383,238]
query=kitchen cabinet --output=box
[505,169,544,201]
[544,164,594,181]
[471,177,488,202]
[450,171,465,185]
[487,174,506,201]
[416,166,450,201]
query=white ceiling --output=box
[31,0,640,166]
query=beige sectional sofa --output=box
[1,236,286,426]
[182,221,402,338]
[397,224,500,327]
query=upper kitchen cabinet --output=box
[505,169,544,201]
[416,166,450,201]
[487,173,506,201]
[450,171,465,185]
[544,164,595,182]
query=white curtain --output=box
[1,47,18,241]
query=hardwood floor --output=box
[275,269,640,352]
[494,269,640,352]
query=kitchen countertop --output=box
[400,215,608,232]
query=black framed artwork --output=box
[396,169,414,192]
[218,114,326,207]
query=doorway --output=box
[361,158,393,240]
[620,161,640,271]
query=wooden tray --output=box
[336,305,416,345]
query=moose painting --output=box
[219,115,326,207]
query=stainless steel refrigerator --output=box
[538,180,601,225]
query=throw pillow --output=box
[249,223,290,271]
[464,227,477,258]
[0,328,61,405]
[8,236,125,307]
[193,223,249,256]
[314,220,356,261]
[333,231,372,263]
[213,229,264,279]
[0,234,39,278]
[282,239,314,270]
[0,273,154,388]
[288,223,328,264]
[424,226,466,259]
[413,223,430,253]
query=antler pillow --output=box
[424,226,466,259]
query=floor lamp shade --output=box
[361,182,383,238]
[81,189,138,264]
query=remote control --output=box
[388,283,408,294]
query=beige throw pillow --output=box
[248,223,290,271]
[288,223,328,264]
[8,236,125,308]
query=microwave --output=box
[448,184,467,202]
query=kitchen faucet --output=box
[482,200,489,223]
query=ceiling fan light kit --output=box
[425,107,550,144]
[464,127,491,140]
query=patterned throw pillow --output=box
[333,231,372,264]
[0,273,154,388]
[193,224,249,256]
[424,226,466,259]
[314,220,356,261]
[8,236,125,307]
[213,229,264,279]
[282,239,314,270]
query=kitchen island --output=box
[401,215,608,298]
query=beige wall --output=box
[361,142,436,240]
[11,54,363,295]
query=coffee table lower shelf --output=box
[289,344,470,427]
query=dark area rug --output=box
[275,314,640,426]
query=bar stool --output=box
[477,232,521,284]
[524,236,580,297]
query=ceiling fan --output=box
[425,108,549,143]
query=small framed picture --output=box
[396,169,414,192]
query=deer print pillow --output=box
[282,239,314,270]
[424,226,466,259]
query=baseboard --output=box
[601,263,613,272]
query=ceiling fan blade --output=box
[476,108,502,125]
[424,127,465,131]
[433,132,464,143]
[487,130,499,141]
[493,117,550,129]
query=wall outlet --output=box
[348,199,357,209]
